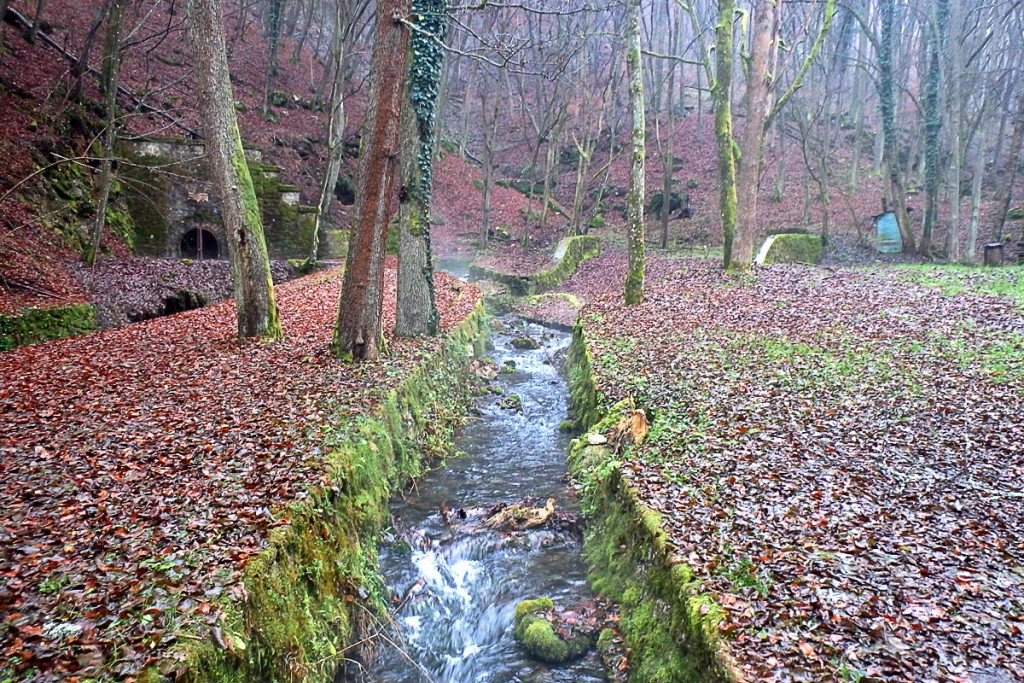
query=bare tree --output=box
[187,0,282,338]
[87,0,126,266]
[624,0,645,304]
[310,0,353,266]
[332,0,412,360]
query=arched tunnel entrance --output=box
[179,228,220,260]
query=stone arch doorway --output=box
[179,228,220,260]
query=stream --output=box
[364,318,605,683]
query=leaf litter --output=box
[579,260,1024,682]
[0,266,479,681]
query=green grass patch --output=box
[896,264,1024,305]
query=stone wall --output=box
[119,137,319,260]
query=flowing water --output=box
[365,318,604,683]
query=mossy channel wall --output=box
[566,322,743,683]
[165,303,489,682]
[470,235,601,295]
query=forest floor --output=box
[0,265,480,681]
[543,254,1024,682]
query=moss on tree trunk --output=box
[714,0,738,271]
[624,0,645,306]
[187,0,281,338]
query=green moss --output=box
[496,178,542,196]
[565,318,602,430]
[513,598,591,663]
[0,304,97,351]
[765,226,811,236]
[510,336,539,350]
[155,302,489,682]
[757,233,823,265]
[515,596,554,619]
[105,204,136,250]
[119,153,173,256]
[470,235,601,296]
[498,393,522,411]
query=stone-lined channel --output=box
[366,318,605,682]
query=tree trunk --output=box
[291,0,316,62]
[660,66,677,250]
[396,0,446,338]
[71,0,112,101]
[311,1,348,266]
[944,0,964,261]
[714,0,737,270]
[27,0,45,43]
[480,82,496,250]
[921,0,946,258]
[262,0,284,118]
[732,0,774,269]
[540,122,561,233]
[623,0,645,305]
[994,96,1024,240]
[332,0,411,359]
[878,0,915,253]
[966,122,988,263]
[850,29,867,191]
[187,0,282,339]
[570,133,589,236]
[87,0,124,266]
[481,142,493,248]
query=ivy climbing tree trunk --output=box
[332,0,411,359]
[714,0,737,270]
[921,0,947,258]
[878,0,916,253]
[943,0,965,262]
[187,0,282,339]
[87,0,124,266]
[623,0,645,306]
[396,0,446,338]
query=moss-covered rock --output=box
[513,598,591,663]
[498,393,522,411]
[755,233,823,265]
[510,335,539,350]
[0,304,98,351]
[471,235,601,296]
